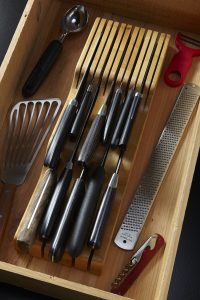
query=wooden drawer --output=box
[0,0,199,299]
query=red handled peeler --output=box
[111,234,165,296]
[164,33,200,87]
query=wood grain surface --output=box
[0,0,199,300]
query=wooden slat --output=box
[144,34,171,109]
[130,30,152,87]
[122,27,145,89]
[116,26,140,85]
[135,30,158,91]
[102,22,127,92]
[74,17,101,87]
[108,24,132,84]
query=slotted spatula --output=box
[0,98,61,241]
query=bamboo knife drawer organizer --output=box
[0,0,200,300]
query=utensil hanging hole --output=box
[168,71,181,81]
[123,240,127,244]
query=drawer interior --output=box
[0,0,200,299]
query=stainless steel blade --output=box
[1,98,61,185]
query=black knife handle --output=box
[44,99,77,169]
[111,88,135,147]
[70,85,94,138]
[49,177,85,262]
[78,105,107,167]
[103,87,122,144]
[22,40,62,98]
[67,165,105,258]
[39,162,73,241]
[119,92,141,148]
[88,173,118,250]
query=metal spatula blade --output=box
[1,98,61,185]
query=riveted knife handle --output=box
[88,173,118,249]
[111,88,135,147]
[15,169,56,252]
[44,99,77,169]
[70,85,94,138]
[39,162,73,241]
[78,108,107,167]
[49,177,85,262]
[67,166,105,257]
[119,92,141,148]
[103,87,122,144]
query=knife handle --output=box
[103,87,122,144]
[49,177,85,262]
[78,105,107,167]
[119,92,141,148]
[44,99,77,169]
[88,173,118,250]
[39,162,73,241]
[111,88,135,147]
[67,165,105,257]
[22,40,62,98]
[70,85,94,138]
[15,169,56,252]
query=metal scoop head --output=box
[61,5,89,37]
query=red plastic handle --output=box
[164,33,200,87]
[111,234,165,295]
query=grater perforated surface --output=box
[114,83,200,250]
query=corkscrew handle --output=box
[111,234,165,295]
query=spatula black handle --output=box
[39,162,73,241]
[49,177,85,262]
[22,40,62,98]
[67,165,105,257]
[44,99,77,169]
[111,88,135,147]
[78,105,107,166]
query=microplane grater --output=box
[114,83,200,250]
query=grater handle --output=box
[22,40,63,98]
[0,183,17,243]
